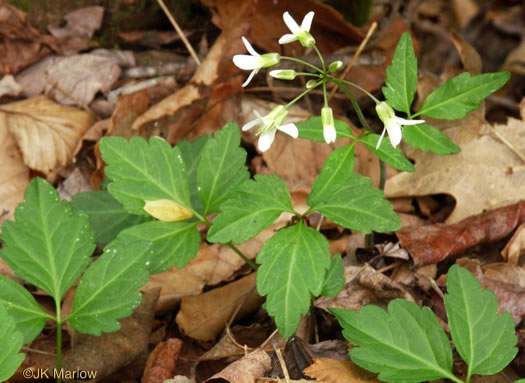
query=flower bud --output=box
[306,80,317,89]
[328,60,343,73]
[321,106,336,144]
[269,69,297,80]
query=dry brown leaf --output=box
[176,273,264,341]
[0,96,94,177]
[305,358,380,383]
[48,6,104,40]
[0,124,29,223]
[386,113,525,224]
[501,223,525,264]
[206,349,271,383]
[142,338,183,383]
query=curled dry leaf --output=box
[0,96,94,176]
[205,349,271,383]
[501,223,525,264]
[142,338,183,383]
[396,200,525,266]
[305,358,381,383]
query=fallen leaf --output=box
[206,349,271,383]
[0,74,22,97]
[501,223,525,264]
[48,6,104,40]
[176,273,264,341]
[142,338,183,383]
[305,358,380,383]
[0,96,94,177]
[396,200,525,266]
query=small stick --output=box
[488,125,525,163]
[272,337,291,383]
[328,21,377,103]
[156,0,201,66]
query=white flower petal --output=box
[242,118,259,131]
[394,116,425,125]
[233,55,259,70]
[283,12,300,34]
[324,125,336,144]
[241,36,259,57]
[241,70,257,87]
[258,129,277,152]
[385,121,403,148]
[279,34,298,44]
[301,11,314,32]
[376,127,387,149]
[278,123,298,138]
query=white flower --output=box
[321,106,336,144]
[279,11,316,48]
[233,37,280,87]
[242,105,298,152]
[375,102,425,149]
[269,69,297,80]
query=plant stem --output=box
[280,56,323,73]
[335,82,374,134]
[227,242,258,271]
[328,77,380,104]
[56,319,63,383]
[313,45,326,72]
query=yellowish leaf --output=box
[144,199,193,222]
[304,358,381,383]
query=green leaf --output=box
[208,175,295,244]
[72,191,151,244]
[1,178,95,302]
[100,136,192,217]
[383,32,417,115]
[296,117,355,142]
[444,265,518,379]
[308,144,355,207]
[0,275,49,345]
[415,72,510,119]
[312,173,401,233]
[197,123,249,215]
[331,300,456,382]
[320,254,345,297]
[178,135,210,213]
[0,304,25,382]
[359,134,415,172]
[112,221,200,273]
[403,123,460,155]
[68,240,152,335]
[257,221,331,338]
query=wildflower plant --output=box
[0,10,515,382]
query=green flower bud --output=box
[328,60,343,73]
[269,69,297,80]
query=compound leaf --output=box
[112,221,200,273]
[403,123,460,155]
[320,254,345,297]
[415,72,510,120]
[383,32,417,115]
[312,173,400,233]
[359,134,415,172]
[1,178,95,303]
[308,144,355,207]
[208,174,295,244]
[444,265,518,379]
[197,123,249,215]
[257,221,331,338]
[296,117,354,142]
[71,191,151,244]
[0,304,25,382]
[0,275,49,345]
[68,240,152,335]
[100,136,192,217]
[331,299,456,382]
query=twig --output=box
[156,0,201,66]
[272,338,291,383]
[328,21,377,103]
[488,125,525,163]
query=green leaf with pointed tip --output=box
[383,32,417,115]
[296,117,355,142]
[197,123,249,215]
[403,123,460,155]
[0,305,25,382]
[100,136,192,217]
[1,178,95,303]
[178,135,210,214]
[208,174,295,244]
[0,275,49,345]
[72,191,151,244]
[257,221,331,338]
[320,254,345,297]
[359,134,415,172]
[308,144,355,207]
[312,173,400,233]
[112,221,200,273]
[415,71,510,120]
[331,300,456,383]
[68,240,152,335]
[444,265,518,379]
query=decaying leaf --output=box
[0,96,94,176]
[206,349,271,383]
[142,338,183,383]
[501,223,525,264]
[397,200,525,266]
[304,358,381,383]
[176,273,263,341]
